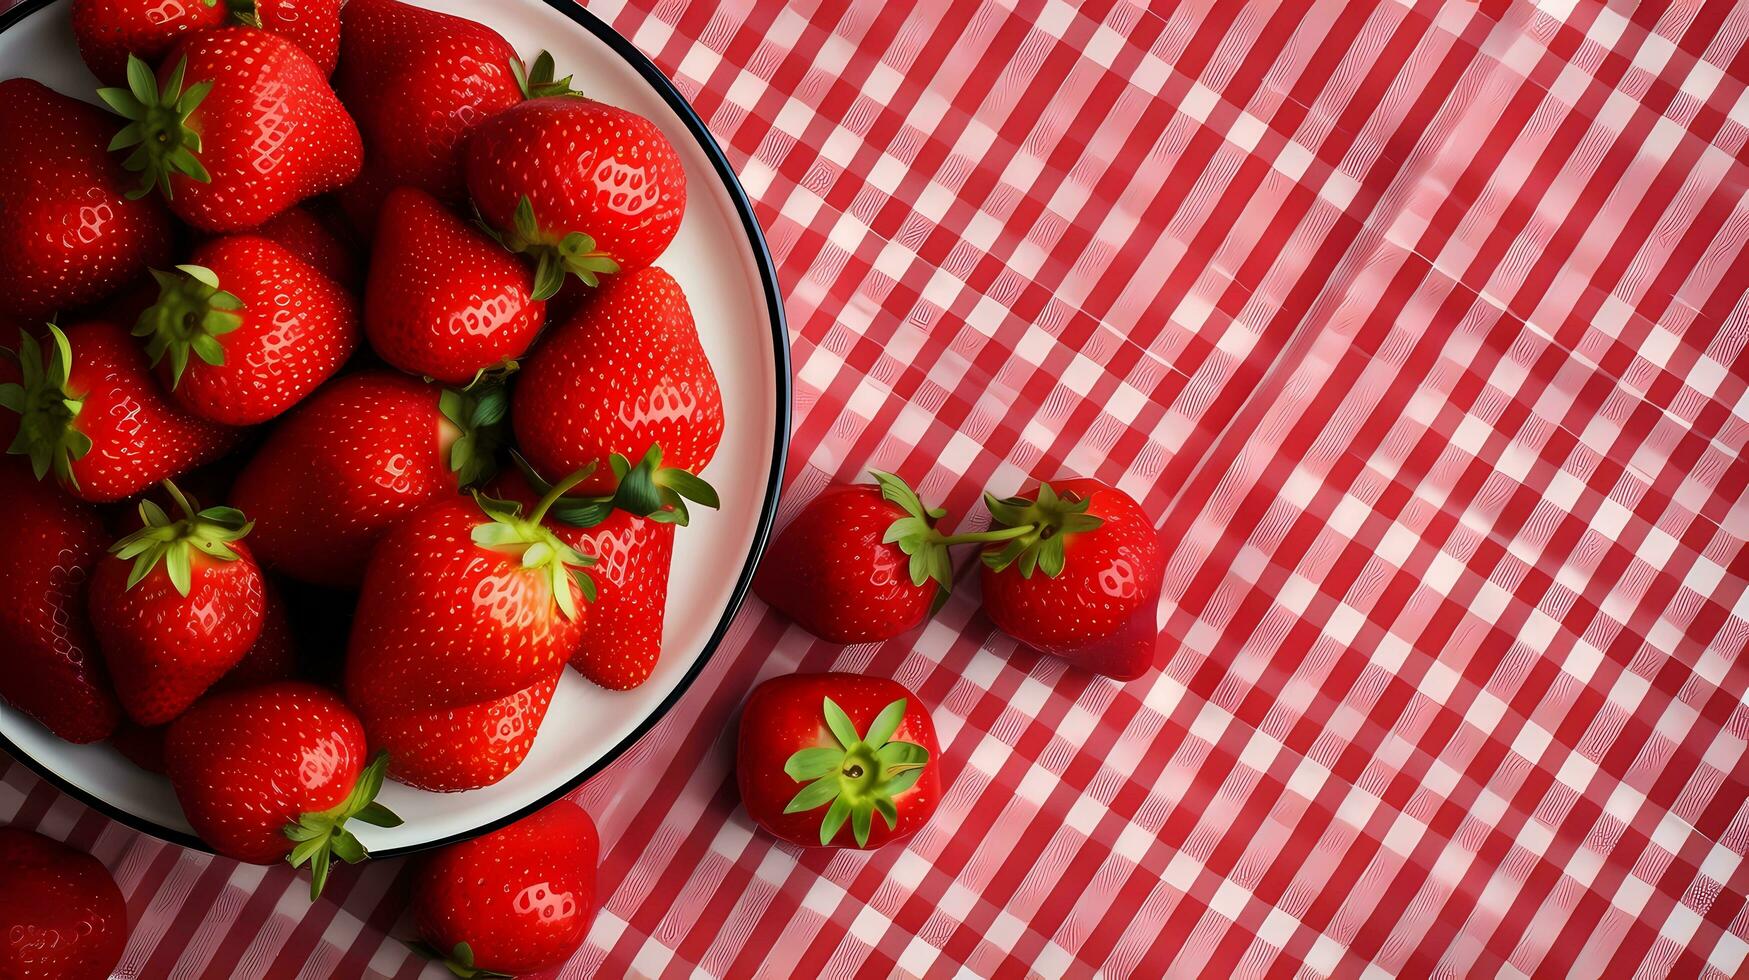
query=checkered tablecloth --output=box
[5,0,1749,975]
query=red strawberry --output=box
[334,0,525,233]
[99,33,362,231]
[230,372,504,584]
[978,479,1162,678]
[0,827,128,980]
[737,673,940,849]
[411,800,598,977]
[134,236,358,424]
[1,322,235,502]
[0,461,121,744]
[0,78,173,320]
[365,187,545,384]
[466,91,686,293]
[164,682,401,897]
[252,0,342,76]
[345,486,594,720]
[72,0,230,86]
[253,202,363,288]
[513,267,722,496]
[359,669,560,792]
[88,481,265,725]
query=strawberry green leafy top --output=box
[783,697,931,847]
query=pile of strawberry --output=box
[0,0,719,899]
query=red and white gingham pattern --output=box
[3,0,1747,975]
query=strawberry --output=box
[334,0,526,233]
[230,372,504,585]
[72,0,230,86]
[164,682,402,898]
[1,322,235,502]
[737,673,940,849]
[359,669,560,792]
[134,236,358,424]
[253,202,363,288]
[250,0,342,76]
[466,88,687,295]
[411,800,598,977]
[365,187,545,384]
[0,78,173,320]
[978,479,1162,679]
[344,482,595,721]
[752,472,1007,645]
[99,33,362,232]
[0,827,128,980]
[0,461,121,744]
[512,267,721,496]
[88,481,265,725]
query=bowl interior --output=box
[0,0,785,854]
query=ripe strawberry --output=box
[1,322,235,502]
[0,461,121,744]
[253,202,363,288]
[737,673,940,849]
[334,0,526,233]
[231,372,503,584]
[0,78,173,320]
[164,682,402,898]
[99,33,362,231]
[72,0,340,85]
[212,578,297,690]
[251,0,342,76]
[0,827,128,980]
[466,90,686,293]
[753,472,977,644]
[88,481,265,725]
[359,669,560,792]
[411,800,598,977]
[978,479,1162,679]
[513,267,722,496]
[134,236,358,424]
[345,485,595,720]
[366,187,545,384]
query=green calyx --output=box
[98,54,213,201]
[783,696,930,847]
[515,445,720,530]
[871,470,1034,612]
[109,480,252,597]
[134,265,244,387]
[979,482,1104,579]
[484,196,619,300]
[0,326,92,491]
[282,751,404,901]
[225,0,262,27]
[438,384,509,488]
[408,941,511,980]
[469,466,600,621]
[509,50,584,100]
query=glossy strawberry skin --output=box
[253,203,363,289]
[361,669,560,792]
[256,0,342,75]
[164,682,366,862]
[88,540,266,726]
[753,484,937,645]
[230,372,463,585]
[512,267,722,496]
[0,828,128,980]
[737,673,941,849]
[412,800,598,975]
[159,27,362,231]
[466,97,686,273]
[0,463,122,744]
[979,479,1161,665]
[490,470,672,690]
[6,321,236,503]
[0,79,173,319]
[161,236,359,424]
[73,0,228,85]
[345,496,586,718]
[335,0,523,233]
[366,187,545,384]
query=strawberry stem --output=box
[109,479,252,596]
[282,751,403,901]
[781,696,930,847]
[526,465,595,526]
[134,265,245,388]
[936,525,1034,546]
[980,484,1106,579]
[97,54,213,201]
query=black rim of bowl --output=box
[0,0,792,859]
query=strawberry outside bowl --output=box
[0,0,789,855]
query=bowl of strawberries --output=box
[0,0,788,861]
